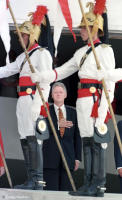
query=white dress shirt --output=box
[54,104,66,130]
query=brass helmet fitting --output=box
[79,2,103,36]
[18,21,41,49]
[18,6,47,49]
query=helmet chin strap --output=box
[26,40,30,50]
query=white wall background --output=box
[7,0,122,31]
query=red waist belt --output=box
[18,77,49,117]
[77,78,102,98]
[77,79,111,122]
[18,76,36,96]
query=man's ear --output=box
[64,92,67,99]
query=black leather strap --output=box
[78,83,103,90]
[20,47,40,72]
[79,42,102,68]
[17,85,36,93]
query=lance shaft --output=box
[78,0,122,154]
[8,2,76,192]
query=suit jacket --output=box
[114,120,122,169]
[43,104,82,170]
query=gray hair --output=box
[51,82,67,94]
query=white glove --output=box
[31,103,40,121]
[30,69,56,84]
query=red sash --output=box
[77,79,111,122]
[18,76,36,96]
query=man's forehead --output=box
[53,86,64,91]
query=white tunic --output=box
[0,47,52,139]
[56,44,115,138]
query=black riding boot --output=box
[34,142,45,190]
[78,138,92,192]
[97,147,106,196]
[14,139,35,189]
[86,143,106,197]
[27,136,44,190]
[69,138,92,196]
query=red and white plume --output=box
[93,0,106,15]
[0,0,10,64]
[32,5,48,26]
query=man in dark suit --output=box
[114,120,122,193]
[43,82,82,191]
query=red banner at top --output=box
[6,0,9,9]
[58,0,76,42]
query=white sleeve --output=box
[36,49,52,103]
[0,60,20,78]
[31,49,52,119]
[55,55,79,81]
[104,68,122,82]
[95,81,115,127]
[95,46,115,127]
[36,49,52,71]
[30,49,79,83]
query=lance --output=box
[0,143,13,188]
[8,2,76,192]
[78,0,122,154]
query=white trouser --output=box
[16,95,35,139]
[76,96,95,138]
[16,86,50,139]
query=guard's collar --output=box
[88,39,101,47]
[28,43,39,51]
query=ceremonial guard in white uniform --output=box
[0,6,52,190]
[31,2,115,196]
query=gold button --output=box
[26,88,32,94]
[89,86,96,93]
[98,124,107,135]
[38,120,46,132]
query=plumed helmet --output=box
[79,1,106,37]
[18,5,48,48]
[19,21,34,35]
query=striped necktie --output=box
[58,108,65,137]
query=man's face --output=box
[52,86,67,105]
[21,33,29,47]
[80,26,92,41]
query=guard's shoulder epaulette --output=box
[100,43,111,48]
